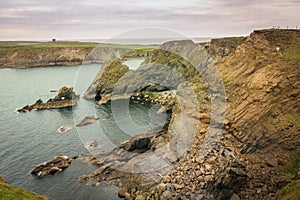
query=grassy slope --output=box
[275,180,300,200]
[0,176,50,200]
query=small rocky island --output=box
[31,155,78,177]
[17,86,79,113]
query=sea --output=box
[0,60,165,199]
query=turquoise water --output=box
[0,64,165,199]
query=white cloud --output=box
[0,0,299,40]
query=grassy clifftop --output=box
[0,41,158,68]
[0,176,50,200]
[0,41,98,58]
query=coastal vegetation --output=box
[0,176,50,200]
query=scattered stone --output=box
[162,190,172,200]
[207,156,217,164]
[124,192,131,200]
[173,183,183,190]
[163,176,172,183]
[199,113,210,124]
[165,183,174,191]
[230,193,241,200]
[266,158,278,167]
[158,183,167,192]
[135,194,146,200]
[204,164,212,171]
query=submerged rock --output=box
[88,140,99,147]
[76,116,99,126]
[57,125,72,133]
[17,86,79,112]
[31,155,78,177]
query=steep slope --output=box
[157,29,300,200]
[0,176,50,200]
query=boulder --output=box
[118,187,128,198]
[88,140,99,147]
[57,125,72,133]
[122,136,151,153]
[76,116,99,126]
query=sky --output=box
[0,0,299,40]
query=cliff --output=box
[82,29,300,200]
[158,29,300,199]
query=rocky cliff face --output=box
[82,30,299,200]
[0,47,92,68]
[155,29,300,200]
[0,45,136,68]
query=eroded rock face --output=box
[153,29,300,200]
[84,42,209,106]
[31,156,78,177]
[17,86,79,112]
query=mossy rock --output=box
[275,180,300,200]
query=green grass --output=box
[0,41,98,57]
[0,177,50,200]
[0,41,158,58]
[275,180,300,200]
[281,147,300,176]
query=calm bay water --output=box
[0,63,164,199]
